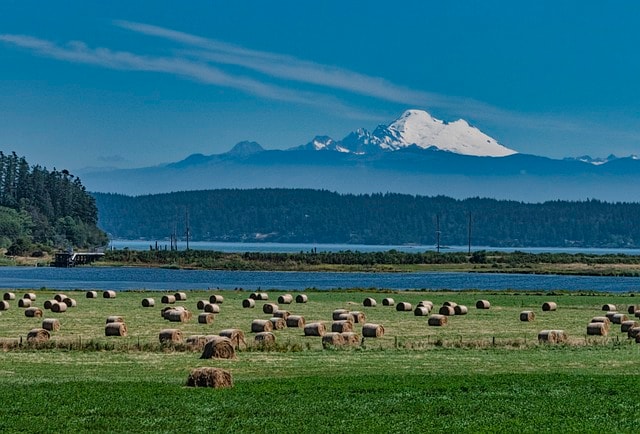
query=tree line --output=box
[93,188,640,248]
[0,151,107,255]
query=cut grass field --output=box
[1,288,640,432]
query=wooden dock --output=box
[52,252,105,267]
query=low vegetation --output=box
[102,249,640,276]
[1,288,640,431]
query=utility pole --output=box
[436,214,441,253]
[467,213,472,255]
[185,207,190,251]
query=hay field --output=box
[1,288,640,432]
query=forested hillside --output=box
[94,189,640,248]
[0,152,107,255]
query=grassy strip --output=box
[0,372,639,432]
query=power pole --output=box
[436,214,441,253]
[467,213,472,255]
[185,207,190,251]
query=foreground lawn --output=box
[1,288,640,431]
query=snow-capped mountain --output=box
[293,109,517,157]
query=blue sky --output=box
[1,1,639,171]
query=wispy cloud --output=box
[0,22,579,132]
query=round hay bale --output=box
[414,306,430,316]
[0,301,9,311]
[186,335,208,349]
[295,294,308,303]
[174,292,187,301]
[428,314,448,326]
[417,300,434,309]
[18,298,32,308]
[362,323,384,338]
[443,301,458,308]
[350,311,365,323]
[250,292,269,301]
[627,326,640,339]
[198,313,215,324]
[62,297,76,307]
[590,316,610,323]
[196,299,208,310]
[286,315,305,328]
[204,303,220,314]
[161,294,176,304]
[200,336,235,359]
[51,302,67,313]
[605,311,618,322]
[612,313,628,324]
[103,290,116,299]
[255,331,276,345]
[3,292,15,301]
[322,332,346,348]
[396,302,412,312]
[86,290,98,299]
[520,311,535,322]
[331,320,353,333]
[106,315,124,324]
[273,310,290,320]
[602,303,617,312]
[621,320,639,333]
[218,329,246,349]
[251,319,273,333]
[209,294,224,304]
[269,317,287,330]
[336,313,354,323]
[141,297,155,307]
[363,297,377,307]
[538,330,567,343]
[332,309,349,320]
[23,292,36,301]
[43,299,55,310]
[53,293,66,302]
[476,299,491,309]
[438,305,455,316]
[25,307,43,318]
[42,318,61,332]
[628,305,638,315]
[165,309,190,322]
[105,322,127,337]
[27,328,50,342]
[303,322,326,336]
[382,297,395,306]
[635,310,640,319]
[277,294,293,304]
[587,322,608,336]
[542,301,557,311]
[454,305,468,315]
[159,328,183,344]
[263,303,279,315]
[186,367,233,388]
[341,332,360,346]
[242,298,256,308]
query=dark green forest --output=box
[0,152,107,255]
[94,189,640,248]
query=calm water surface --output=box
[0,267,638,292]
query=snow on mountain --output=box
[294,109,517,157]
[382,110,517,157]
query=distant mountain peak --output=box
[226,141,265,156]
[291,109,517,157]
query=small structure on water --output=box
[52,252,105,267]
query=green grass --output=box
[2,288,640,431]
